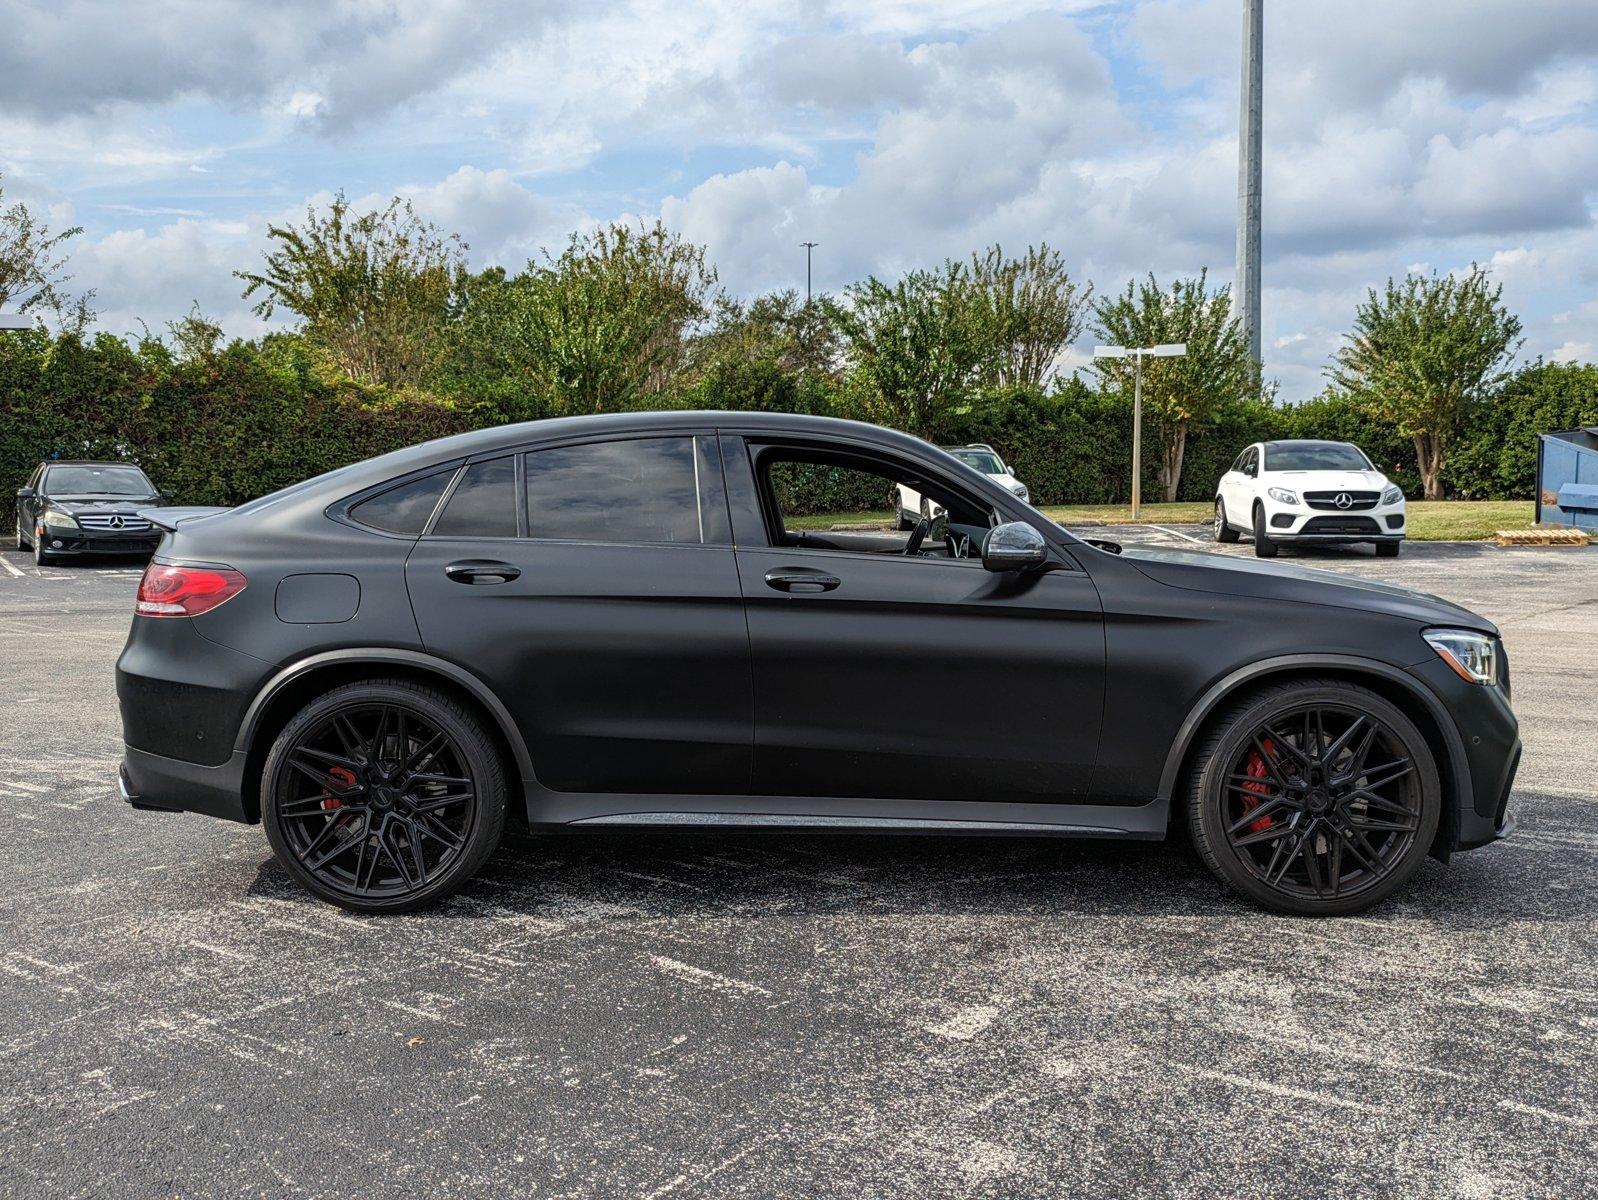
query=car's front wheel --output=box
[1186,678,1440,915]
[262,679,507,913]
[1252,505,1278,558]
[1376,541,1401,558]
[1213,497,1240,543]
[33,531,57,567]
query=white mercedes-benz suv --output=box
[894,444,1028,527]
[1215,439,1406,559]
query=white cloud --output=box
[1,0,1592,401]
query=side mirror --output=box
[159,490,174,502]
[981,521,1048,573]
[16,487,34,499]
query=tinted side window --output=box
[525,438,700,544]
[348,470,453,535]
[432,457,517,538]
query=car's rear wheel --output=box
[1252,504,1278,558]
[1214,497,1240,543]
[1186,679,1440,915]
[1376,541,1401,558]
[262,679,507,913]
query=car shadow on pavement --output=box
[240,798,1559,926]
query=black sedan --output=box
[16,460,169,565]
[115,412,1520,916]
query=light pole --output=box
[801,241,818,305]
[1234,0,1263,367]
[1093,343,1188,520]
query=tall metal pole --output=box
[801,241,818,305]
[1234,0,1263,367]
[1131,353,1144,521]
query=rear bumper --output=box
[119,744,251,823]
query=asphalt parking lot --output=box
[1,535,1595,1199]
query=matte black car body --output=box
[17,460,168,560]
[116,413,1519,906]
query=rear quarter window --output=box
[347,470,454,535]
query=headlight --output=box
[1424,628,1499,686]
[41,509,79,530]
[1267,487,1299,505]
[1011,484,1030,502]
[1381,485,1403,506]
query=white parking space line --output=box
[0,557,23,577]
[1146,523,1204,544]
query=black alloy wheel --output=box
[1188,679,1440,915]
[262,680,506,912]
[1214,497,1240,543]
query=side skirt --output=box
[522,784,1168,840]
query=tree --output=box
[1091,270,1254,502]
[1328,265,1522,499]
[455,222,717,416]
[829,262,987,441]
[237,193,466,388]
[0,173,95,333]
[968,243,1090,389]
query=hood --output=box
[1119,545,1498,636]
[49,496,161,514]
[1268,470,1388,490]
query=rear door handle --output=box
[444,559,521,585]
[764,567,841,594]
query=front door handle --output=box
[444,559,521,585]
[764,567,841,594]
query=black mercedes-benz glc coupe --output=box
[116,412,1520,916]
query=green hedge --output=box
[4,331,1593,510]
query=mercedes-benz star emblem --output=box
[108,514,125,528]
[1334,493,1353,509]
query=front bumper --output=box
[36,527,160,555]
[1262,499,1405,542]
[1407,656,1521,853]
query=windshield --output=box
[1263,443,1372,472]
[44,465,155,496]
[951,449,1004,474]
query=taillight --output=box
[136,564,248,617]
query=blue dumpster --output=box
[1537,428,1598,530]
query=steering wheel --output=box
[904,511,948,557]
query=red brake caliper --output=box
[1240,739,1275,834]
[322,765,357,812]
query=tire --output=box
[1253,505,1278,558]
[15,523,26,552]
[1186,678,1441,916]
[33,533,57,567]
[1376,541,1400,558]
[262,679,507,913]
[1214,497,1240,543]
[895,509,914,532]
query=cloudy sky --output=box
[3,0,1597,399]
